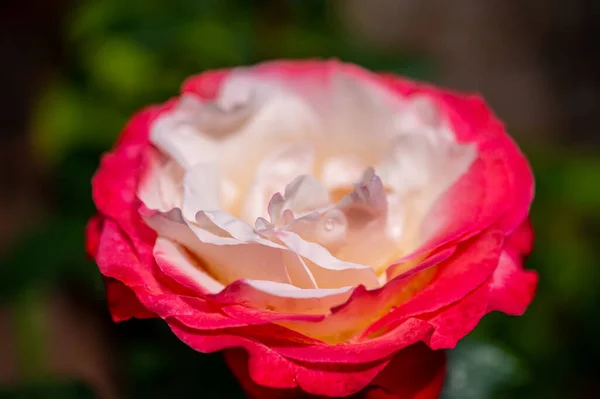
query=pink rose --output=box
[87,60,537,398]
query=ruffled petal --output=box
[224,342,445,399]
[422,281,492,349]
[487,250,538,315]
[363,230,503,339]
[213,280,353,315]
[103,278,155,322]
[169,323,390,397]
[153,237,223,294]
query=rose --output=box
[86,60,537,398]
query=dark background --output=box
[1,1,599,398]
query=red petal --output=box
[487,251,538,315]
[225,343,446,399]
[104,278,155,322]
[85,214,104,258]
[422,282,491,349]
[363,230,503,339]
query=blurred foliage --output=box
[1,0,599,398]
[32,0,431,164]
[442,339,526,399]
[0,381,95,399]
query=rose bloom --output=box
[86,60,537,398]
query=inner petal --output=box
[138,149,184,213]
[266,174,331,227]
[242,143,317,222]
[376,117,476,252]
[230,280,353,315]
[320,155,366,192]
[294,170,402,272]
[150,95,220,169]
[143,66,480,304]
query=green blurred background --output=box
[1,1,599,398]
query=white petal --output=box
[221,178,240,212]
[142,65,480,296]
[320,155,366,190]
[282,251,317,289]
[338,168,387,215]
[182,163,222,221]
[150,96,220,169]
[182,204,322,288]
[264,175,331,227]
[143,209,214,250]
[198,211,283,248]
[274,230,380,290]
[218,73,320,143]
[195,243,290,285]
[138,150,184,212]
[376,133,437,193]
[154,237,223,294]
[145,210,292,285]
[238,280,353,314]
[284,175,331,213]
[215,73,323,202]
[386,193,406,242]
[394,95,442,136]
[242,143,317,222]
[376,116,476,251]
[312,70,404,161]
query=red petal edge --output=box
[225,343,446,399]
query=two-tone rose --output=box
[87,60,537,398]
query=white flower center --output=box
[139,66,476,302]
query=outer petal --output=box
[103,278,155,322]
[225,343,446,399]
[361,230,503,341]
[487,251,538,315]
[274,248,451,344]
[505,218,534,256]
[271,230,502,349]
[421,281,492,350]
[488,218,537,315]
[386,230,503,319]
[181,68,229,100]
[85,214,104,258]
[168,322,391,397]
[241,230,503,367]
[363,344,446,399]
[95,219,247,330]
[92,106,167,267]
[378,71,534,253]
[441,94,534,235]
